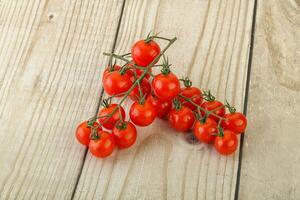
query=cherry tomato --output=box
[112,121,137,149]
[201,100,225,122]
[129,77,151,101]
[221,112,247,133]
[152,73,180,101]
[102,71,132,96]
[98,104,126,130]
[89,131,115,158]
[129,101,156,126]
[179,86,203,110]
[75,121,102,146]
[214,130,238,155]
[102,65,133,79]
[146,94,172,118]
[168,106,195,132]
[131,40,161,67]
[193,118,217,144]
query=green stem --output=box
[206,105,225,116]
[178,94,226,120]
[120,52,131,57]
[103,52,131,64]
[107,92,127,99]
[137,80,143,99]
[147,71,155,77]
[151,36,173,42]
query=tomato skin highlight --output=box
[98,104,126,130]
[193,118,217,144]
[89,131,115,158]
[221,112,247,134]
[179,87,203,110]
[152,73,180,101]
[102,71,132,96]
[214,130,238,155]
[76,121,102,146]
[129,77,151,101]
[168,106,195,132]
[146,95,172,118]
[129,101,156,127]
[131,40,161,67]
[113,121,137,149]
[201,100,225,122]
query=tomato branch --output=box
[90,37,177,129]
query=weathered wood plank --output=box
[239,0,300,199]
[0,0,123,199]
[74,0,255,199]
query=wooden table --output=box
[0,0,299,199]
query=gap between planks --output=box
[234,0,258,199]
[70,0,127,199]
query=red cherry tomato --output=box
[152,73,180,101]
[179,86,203,110]
[193,118,217,144]
[168,106,195,132]
[146,95,172,118]
[201,100,225,122]
[129,77,151,101]
[112,121,137,149]
[98,104,126,130]
[102,71,132,96]
[129,101,156,126]
[102,65,133,79]
[214,130,238,155]
[131,40,161,67]
[75,121,102,146]
[221,112,247,133]
[89,131,115,158]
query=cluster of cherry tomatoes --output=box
[75,34,247,158]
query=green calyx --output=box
[119,63,130,75]
[203,90,216,102]
[87,119,96,128]
[90,127,100,140]
[116,121,127,130]
[144,31,157,43]
[101,98,111,108]
[194,110,207,124]
[161,55,172,75]
[180,77,192,88]
[173,98,182,110]
[144,31,154,43]
[108,59,117,72]
[217,126,224,137]
[225,100,236,113]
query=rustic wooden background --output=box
[0,0,299,199]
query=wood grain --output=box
[239,0,300,199]
[0,0,123,199]
[74,0,255,199]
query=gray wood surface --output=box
[74,0,255,199]
[0,0,299,199]
[239,0,300,199]
[0,0,123,199]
